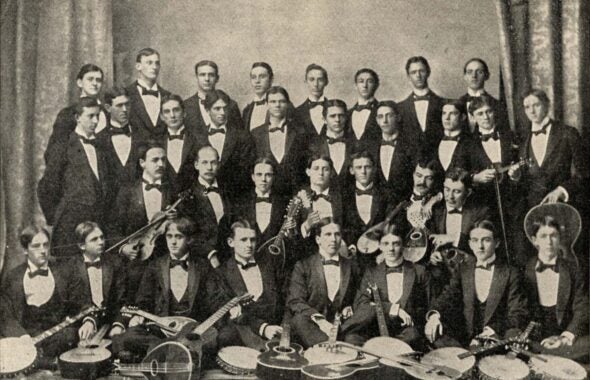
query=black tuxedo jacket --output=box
[0,263,86,337]
[38,132,114,256]
[157,129,201,193]
[432,259,527,340]
[295,98,328,137]
[397,91,444,151]
[251,119,309,196]
[287,253,361,321]
[68,254,127,327]
[125,82,171,139]
[96,123,145,188]
[363,137,414,198]
[184,93,243,134]
[523,257,588,338]
[342,182,389,247]
[134,255,228,321]
[345,99,381,144]
[433,132,474,172]
[217,256,283,333]
[308,134,357,190]
[518,121,589,207]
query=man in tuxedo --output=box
[70,222,127,340]
[184,60,243,133]
[125,48,171,139]
[287,219,362,348]
[112,217,234,362]
[365,100,413,198]
[97,86,145,190]
[0,224,86,364]
[349,224,431,348]
[179,145,232,267]
[216,219,284,350]
[424,220,527,347]
[460,58,509,134]
[434,99,473,173]
[251,86,309,196]
[295,63,330,137]
[342,150,389,268]
[158,94,200,192]
[523,216,588,360]
[309,99,355,190]
[45,64,108,160]
[39,97,114,258]
[243,62,273,131]
[193,89,255,199]
[397,56,444,152]
[347,68,381,144]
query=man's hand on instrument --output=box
[304,211,321,230]
[429,250,444,265]
[109,325,124,337]
[541,334,573,349]
[425,313,443,343]
[164,206,178,220]
[341,306,353,320]
[229,305,242,320]
[473,168,496,184]
[263,325,283,340]
[284,217,297,233]
[209,252,220,268]
[508,165,521,181]
[78,320,96,341]
[129,315,145,327]
[430,234,454,250]
[314,318,333,336]
[398,308,414,327]
[541,187,567,204]
[121,243,139,261]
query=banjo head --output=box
[216,346,259,375]
[477,355,530,380]
[0,337,37,376]
[529,354,587,380]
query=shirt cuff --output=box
[83,317,97,330]
[426,310,440,321]
[557,186,569,202]
[301,224,310,238]
[259,323,269,337]
[561,331,575,343]
[311,314,325,322]
[207,250,218,260]
[389,303,400,317]
[481,326,496,337]
[111,322,126,332]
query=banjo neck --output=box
[32,306,100,345]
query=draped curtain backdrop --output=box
[495,0,589,137]
[0,0,112,273]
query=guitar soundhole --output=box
[150,359,159,376]
[169,321,177,328]
[274,346,294,354]
[410,232,422,240]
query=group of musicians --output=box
[1,48,588,372]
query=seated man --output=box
[349,223,431,349]
[216,219,284,350]
[424,219,527,348]
[0,223,87,366]
[112,217,235,362]
[286,218,362,348]
[523,215,589,361]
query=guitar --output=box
[0,305,101,378]
[301,358,380,380]
[114,340,193,380]
[256,323,309,379]
[58,324,112,379]
[404,192,443,262]
[303,313,358,365]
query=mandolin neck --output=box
[278,323,292,348]
[327,313,342,344]
[193,296,242,336]
[32,307,97,345]
[370,285,390,337]
[126,309,178,334]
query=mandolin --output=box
[404,193,443,263]
[303,313,358,366]
[0,305,101,378]
[58,324,112,379]
[258,196,303,257]
[114,340,194,380]
[301,358,380,380]
[256,323,309,379]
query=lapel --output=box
[399,261,415,309]
[542,121,561,169]
[424,94,437,131]
[258,124,272,156]
[312,254,329,301]
[461,207,473,235]
[375,263,390,301]
[220,127,237,164]
[368,188,381,224]
[284,122,297,161]
[556,258,571,325]
[499,131,512,164]
[388,144,404,179]
[333,256,351,307]
[186,260,201,311]
[404,94,421,132]
[484,262,509,324]
[159,256,171,302]
[70,135,100,185]
[193,182,217,221]
[225,257,248,295]
[328,188,343,224]
[461,260,476,324]
[102,259,113,301]
[435,204,447,233]
[133,181,149,222]
[243,102,255,128]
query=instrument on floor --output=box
[301,358,380,380]
[458,321,540,360]
[357,201,410,254]
[303,313,358,365]
[421,347,475,380]
[58,324,112,379]
[404,193,443,262]
[121,306,197,337]
[528,354,587,380]
[0,305,101,378]
[256,323,308,379]
[258,197,303,257]
[476,355,530,380]
[216,346,260,376]
[114,340,194,380]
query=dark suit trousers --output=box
[291,313,365,348]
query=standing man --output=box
[243,62,273,131]
[39,97,114,258]
[397,56,444,152]
[295,63,330,137]
[347,68,381,144]
[126,48,171,139]
[433,99,472,173]
[184,60,243,133]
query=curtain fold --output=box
[0,0,113,273]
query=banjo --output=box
[0,305,101,378]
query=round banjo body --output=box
[477,355,531,380]
[529,354,587,380]
[0,337,38,378]
[216,346,259,376]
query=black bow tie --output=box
[312,192,331,202]
[381,139,397,147]
[28,268,49,278]
[354,103,373,112]
[170,259,188,270]
[309,100,323,108]
[269,125,285,133]
[386,265,403,274]
[143,180,162,192]
[536,261,559,273]
[413,93,431,101]
[355,187,374,196]
[322,259,340,266]
[479,131,499,142]
[199,98,206,105]
[254,100,266,106]
[256,196,271,203]
[476,262,493,271]
[78,135,97,146]
[85,261,102,269]
[448,208,462,214]
[465,94,483,103]
[168,132,184,141]
[239,261,258,270]
[532,124,549,136]
[411,193,425,202]
[204,186,219,194]
[327,136,346,144]
[208,127,226,136]
[441,135,460,142]
[110,125,130,136]
[140,86,159,97]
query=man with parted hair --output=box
[184,60,243,133]
[243,62,273,131]
[347,68,381,144]
[125,48,171,139]
[432,99,473,173]
[295,63,330,137]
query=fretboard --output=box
[327,313,341,344]
[370,284,390,337]
[32,306,98,345]
[193,296,243,335]
[278,323,291,348]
